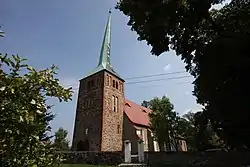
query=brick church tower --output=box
[72,11,125,152]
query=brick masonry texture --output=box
[101,71,124,151]
[72,72,104,151]
[72,70,124,152]
[59,151,123,165]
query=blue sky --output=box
[0,0,209,144]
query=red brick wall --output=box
[72,70,125,152]
[101,71,124,151]
[72,72,104,151]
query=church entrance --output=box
[77,139,89,151]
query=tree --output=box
[148,96,180,151]
[141,100,150,108]
[180,111,223,151]
[0,50,72,166]
[116,0,250,149]
[54,127,70,151]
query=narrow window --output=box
[112,96,115,112]
[115,96,118,112]
[136,129,142,136]
[117,124,121,134]
[113,80,115,87]
[116,82,118,89]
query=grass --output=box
[60,164,114,167]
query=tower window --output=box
[117,124,121,134]
[113,80,115,87]
[112,95,119,112]
[115,81,118,89]
[112,96,115,112]
[115,96,118,112]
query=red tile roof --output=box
[124,99,152,127]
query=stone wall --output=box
[59,151,123,166]
[145,151,250,167]
[101,71,124,151]
[72,72,104,151]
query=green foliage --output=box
[0,54,72,167]
[141,100,150,108]
[117,0,250,149]
[180,111,224,151]
[54,127,70,151]
[148,96,181,151]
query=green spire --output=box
[98,10,111,67]
[83,10,123,81]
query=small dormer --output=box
[141,109,147,113]
[125,102,131,107]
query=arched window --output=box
[116,81,118,89]
[112,96,119,112]
[112,96,115,112]
[115,96,118,112]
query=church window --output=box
[115,96,118,112]
[117,124,121,134]
[112,96,118,112]
[136,129,142,136]
[115,81,118,89]
[85,128,88,135]
[113,80,115,87]
[112,96,115,112]
[142,130,147,145]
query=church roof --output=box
[124,99,152,127]
[83,11,123,81]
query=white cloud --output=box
[182,104,204,115]
[163,64,171,71]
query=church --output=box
[71,11,187,153]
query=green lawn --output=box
[60,164,114,167]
